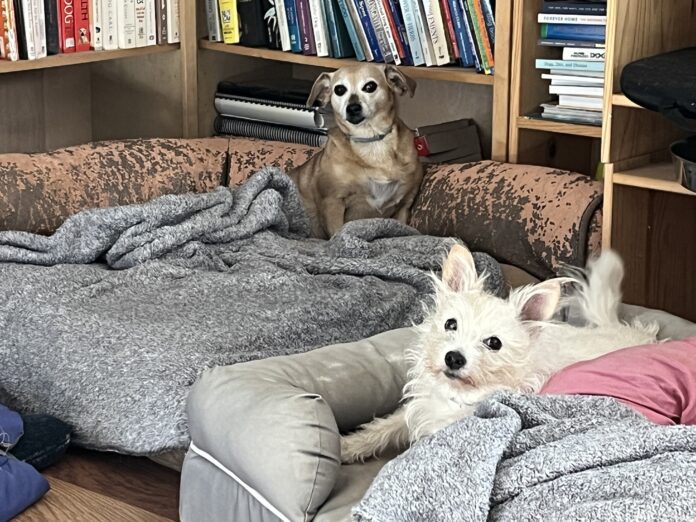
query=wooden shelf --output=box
[516,116,603,138]
[612,93,643,109]
[613,161,694,197]
[199,39,495,86]
[0,45,180,74]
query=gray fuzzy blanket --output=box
[0,168,502,455]
[355,392,696,522]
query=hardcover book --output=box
[541,1,607,15]
[562,46,605,61]
[447,0,473,66]
[397,0,424,65]
[364,0,392,62]
[275,0,291,50]
[218,0,239,43]
[0,0,19,60]
[205,0,222,41]
[74,0,91,52]
[15,0,35,58]
[538,13,606,24]
[117,0,136,48]
[307,0,329,56]
[284,0,302,52]
[540,22,605,42]
[134,0,147,47]
[421,0,449,65]
[438,0,458,60]
[145,0,156,44]
[352,0,382,61]
[238,0,269,47]
[343,0,371,60]
[412,0,434,65]
[263,0,281,49]
[375,0,399,63]
[155,0,167,44]
[466,0,493,72]
[295,0,315,54]
[335,0,365,60]
[386,0,411,64]
[165,0,178,43]
[538,37,605,48]
[30,0,46,57]
[57,0,75,52]
[90,0,102,50]
[460,0,482,71]
[102,0,117,49]
[323,0,354,57]
[536,58,604,71]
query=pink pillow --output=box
[540,337,696,425]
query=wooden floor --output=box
[16,449,181,521]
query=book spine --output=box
[364,0,391,62]
[538,13,606,25]
[535,58,605,71]
[562,46,605,61]
[276,0,291,50]
[217,0,239,43]
[538,37,605,48]
[117,0,135,48]
[540,23,605,42]
[295,0,315,54]
[344,0,370,59]
[438,0,457,59]
[3,0,20,60]
[480,0,493,46]
[375,0,399,63]
[144,0,156,44]
[541,1,606,15]
[90,0,102,49]
[397,0,422,65]
[155,0,166,43]
[165,0,177,42]
[30,0,46,57]
[101,0,115,48]
[335,0,364,60]
[74,0,90,51]
[0,0,7,58]
[386,0,410,64]
[58,0,75,52]
[19,0,35,58]
[134,0,146,46]
[549,84,603,97]
[262,0,281,49]
[308,0,329,56]
[284,0,301,51]
[421,0,448,65]
[460,0,480,71]
[205,0,221,41]
[466,0,492,71]
[352,0,381,61]
[412,0,434,66]
[446,0,471,66]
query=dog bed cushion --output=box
[540,337,696,425]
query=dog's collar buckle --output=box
[347,126,394,143]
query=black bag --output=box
[620,47,696,131]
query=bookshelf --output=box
[508,0,696,322]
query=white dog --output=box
[341,244,658,463]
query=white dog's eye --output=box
[362,81,377,93]
[483,336,502,351]
[444,318,457,331]
[334,85,347,96]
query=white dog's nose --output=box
[445,351,466,370]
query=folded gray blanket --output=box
[355,393,696,522]
[0,168,503,455]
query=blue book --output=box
[285,0,303,52]
[448,0,473,67]
[540,23,605,42]
[460,0,482,72]
[353,0,384,61]
[323,0,356,57]
[535,58,605,71]
[398,0,424,65]
[387,0,412,65]
[480,0,495,47]
[336,0,366,60]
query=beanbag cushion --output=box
[540,337,696,425]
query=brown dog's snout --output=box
[346,103,362,116]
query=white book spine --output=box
[117,0,136,48]
[538,13,607,25]
[30,0,46,58]
[413,0,434,66]
[19,0,36,59]
[397,0,424,65]
[204,0,221,42]
[308,0,329,57]
[102,0,117,49]
[134,0,146,46]
[165,0,178,43]
[145,0,156,45]
[375,0,400,64]
[275,0,291,51]
[549,84,604,97]
[562,47,606,62]
[421,0,448,65]
[91,0,103,49]
[346,0,372,61]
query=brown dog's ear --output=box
[384,65,416,97]
[307,72,333,107]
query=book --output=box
[145,0,156,44]
[562,46,605,61]
[536,58,604,71]
[439,0,459,60]
[295,0,315,54]
[412,0,434,65]
[16,0,36,59]
[466,0,493,72]
[30,0,46,58]
[74,0,90,52]
[308,0,330,56]
[205,0,221,41]
[284,0,302,52]
[335,0,365,60]
[0,0,20,60]
[549,84,603,96]
[539,38,604,48]
[421,0,449,65]
[550,67,603,77]
[276,0,291,50]
[214,115,328,147]
[541,1,607,15]
[460,0,482,72]
[90,0,102,50]
[375,0,400,63]
[558,94,603,110]
[263,0,281,48]
[165,0,178,43]
[540,23,605,42]
[397,0,423,65]
[352,0,382,61]
[480,0,494,48]
[446,0,472,66]
[238,0,269,47]
[323,0,354,57]
[541,72,603,84]
[134,0,147,46]
[218,0,239,43]
[538,13,606,25]
[102,0,117,49]
[155,0,166,44]
[118,0,136,49]
[386,0,411,64]
[364,0,392,63]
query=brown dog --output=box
[289,64,423,238]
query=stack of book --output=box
[206,0,496,73]
[534,0,607,126]
[0,0,180,62]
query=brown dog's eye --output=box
[334,85,347,96]
[362,81,377,93]
[444,318,457,331]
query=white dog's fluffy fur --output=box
[341,244,659,463]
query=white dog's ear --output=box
[384,65,416,97]
[512,279,562,322]
[442,244,477,292]
[307,72,333,107]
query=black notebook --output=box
[216,78,315,107]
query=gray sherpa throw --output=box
[354,392,696,522]
[0,168,503,455]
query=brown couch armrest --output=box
[409,160,603,278]
[227,137,318,186]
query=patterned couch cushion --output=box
[409,161,603,278]
[0,138,229,235]
[227,137,318,186]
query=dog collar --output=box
[347,125,394,143]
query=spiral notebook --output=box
[214,116,328,148]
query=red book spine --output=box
[59,0,75,52]
[438,0,459,59]
[74,0,89,51]
[380,0,405,59]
